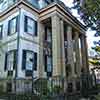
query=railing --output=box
[0,76,98,100]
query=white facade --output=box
[0,9,40,79]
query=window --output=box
[24,16,37,36]
[45,27,52,42]
[44,55,52,72]
[26,51,34,71]
[0,25,3,39]
[44,55,52,77]
[8,17,18,35]
[22,50,37,72]
[4,50,17,71]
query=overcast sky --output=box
[61,0,98,51]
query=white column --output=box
[74,32,81,76]
[60,20,66,77]
[38,22,45,78]
[67,26,75,76]
[51,14,62,76]
[80,35,89,72]
[66,26,76,91]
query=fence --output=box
[0,76,97,100]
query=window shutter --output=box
[8,21,10,35]
[0,25,3,39]
[35,21,37,36]
[45,27,47,40]
[16,16,18,33]
[34,52,37,70]
[24,16,27,32]
[13,50,17,70]
[4,53,7,71]
[22,50,26,70]
[44,55,47,72]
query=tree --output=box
[72,0,100,34]
[72,0,100,68]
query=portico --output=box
[39,3,88,91]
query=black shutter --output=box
[8,20,10,35]
[24,16,27,32]
[0,25,3,39]
[34,21,37,36]
[45,27,47,40]
[13,50,17,70]
[44,55,47,72]
[22,50,26,70]
[16,16,18,33]
[4,53,7,71]
[34,52,37,70]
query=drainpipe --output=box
[15,5,21,92]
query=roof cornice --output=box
[40,2,86,31]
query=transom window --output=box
[24,16,37,36]
[8,17,18,35]
[0,25,3,39]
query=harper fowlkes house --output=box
[0,0,88,92]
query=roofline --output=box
[40,2,86,31]
[0,0,86,31]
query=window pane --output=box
[26,52,34,70]
[47,56,52,72]
[7,52,14,71]
[10,18,17,34]
[47,28,51,42]
[27,18,35,35]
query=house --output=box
[0,0,88,93]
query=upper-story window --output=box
[8,17,18,35]
[45,27,52,42]
[24,16,37,36]
[0,25,3,39]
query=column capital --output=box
[79,34,87,39]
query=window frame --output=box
[22,50,37,72]
[4,50,17,71]
[8,16,18,36]
[24,16,37,36]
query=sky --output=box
[61,0,99,52]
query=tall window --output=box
[8,17,18,35]
[24,16,37,36]
[45,27,52,42]
[4,50,17,71]
[22,50,37,76]
[0,25,3,39]
[44,55,52,77]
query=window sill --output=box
[24,32,37,37]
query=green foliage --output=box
[34,78,50,96]
[73,0,100,33]
[52,85,63,95]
